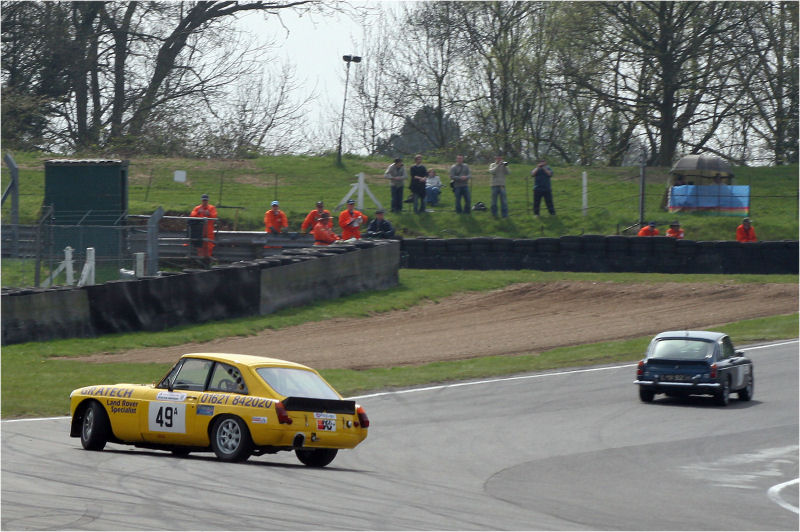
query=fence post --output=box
[135,252,145,277]
[582,171,588,217]
[3,153,19,257]
[146,207,164,276]
[64,246,75,285]
[78,247,95,286]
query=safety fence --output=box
[400,236,798,274]
[2,240,399,345]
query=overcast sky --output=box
[236,2,397,151]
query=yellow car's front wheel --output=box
[80,401,110,451]
[210,415,253,462]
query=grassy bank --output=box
[2,151,797,241]
[2,270,796,418]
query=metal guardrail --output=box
[128,230,316,261]
[3,224,319,263]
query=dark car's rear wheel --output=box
[638,388,655,403]
[738,374,754,401]
[210,416,253,462]
[80,401,110,451]
[295,448,338,467]
[716,378,731,406]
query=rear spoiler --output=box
[282,396,356,414]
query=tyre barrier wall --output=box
[1,240,399,345]
[401,236,798,274]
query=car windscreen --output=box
[256,367,340,399]
[650,339,714,360]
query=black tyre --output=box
[638,388,655,403]
[80,401,110,451]
[210,416,252,462]
[295,448,338,468]
[716,378,731,406]
[738,374,754,401]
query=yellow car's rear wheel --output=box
[295,448,338,467]
[210,415,252,462]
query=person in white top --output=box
[425,169,442,206]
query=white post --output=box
[357,172,365,210]
[78,247,95,287]
[134,252,145,278]
[582,171,588,217]
[64,246,75,285]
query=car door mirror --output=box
[735,351,744,357]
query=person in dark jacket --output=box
[531,159,556,216]
[365,209,395,239]
[409,154,427,213]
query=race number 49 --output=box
[148,402,186,433]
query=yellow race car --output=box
[69,353,369,467]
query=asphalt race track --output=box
[2,340,798,530]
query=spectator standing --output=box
[666,221,685,239]
[531,159,556,216]
[339,199,368,240]
[190,193,217,258]
[637,221,660,236]
[384,158,406,213]
[264,200,289,233]
[736,217,758,242]
[425,169,442,206]
[489,155,510,218]
[450,154,472,214]
[365,209,395,238]
[312,212,340,245]
[301,201,331,233]
[409,154,428,213]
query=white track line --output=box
[767,478,800,514]
[351,339,798,400]
[3,339,796,421]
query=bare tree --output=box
[348,17,401,155]
[193,63,315,157]
[2,0,321,153]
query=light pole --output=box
[336,54,361,167]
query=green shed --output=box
[43,159,129,258]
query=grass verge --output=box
[2,268,796,418]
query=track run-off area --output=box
[2,339,797,530]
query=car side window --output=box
[720,337,736,359]
[171,358,213,391]
[207,363,247,394]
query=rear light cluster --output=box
[637,360,645,377]
[355,405,370,428]
[275,401,292,424]
[709,363,718,378]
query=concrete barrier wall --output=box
[1,287,94,344]
[260,242,399,314]
[1,240,400,345]
[401,236,798,274]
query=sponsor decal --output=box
[230,396,273,409]
[197,405,214,416]
[251,417,268,424]
[105,399,138,414]
[199,393,230,405]
[314,412,336,420]
[156,391,187,402]
[79,386,134,399]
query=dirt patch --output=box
[77,281,797,369]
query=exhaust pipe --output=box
[292,433,305,448]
